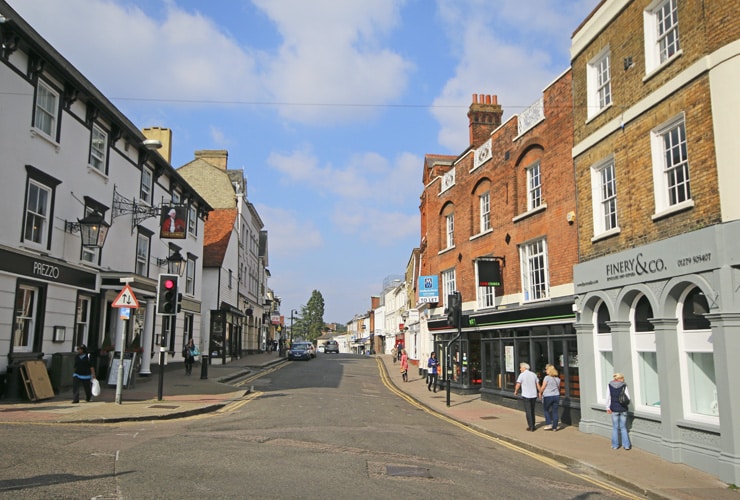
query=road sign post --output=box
[111,285,139,404]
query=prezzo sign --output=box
[0,248,96,290]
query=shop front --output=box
[429,326,481,395]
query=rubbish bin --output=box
[3,352,44,400]
[50,352,77,393]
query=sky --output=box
[8,0,599,324]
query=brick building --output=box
[418,71,580,420]
[571,0,740,483]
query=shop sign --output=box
[0,248,96,290]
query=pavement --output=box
[0,353,737,499]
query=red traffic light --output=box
[164,279,176,289]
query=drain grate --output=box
[385,465,432,478]
[147,404,180,409]
[479,416,499,420]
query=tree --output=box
[300,290,325,341]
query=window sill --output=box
[591,227,621,243]
[470,229,493,241]
[438,245,456,256]
[512,203,547,223]
[651,199,694,222]
[676,418,720,434]
[87,164,109,182]
[643,50,683,83]
[585,102,612,124]
[29,127,61,153]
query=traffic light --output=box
[445,291,461,328]
[156,274,179,315]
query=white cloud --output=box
[255,204,323,258]
[333,206,419,244]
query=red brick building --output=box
[418,72,581,420]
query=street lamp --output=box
[290,309,299,345]
[65,213,110,249]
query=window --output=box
[520,238,549,301]
[631,295,660,412]
[89,124,108,172]
[652,115,691,216]
[644,0,680,74]
[33,80,59,139]
[24,181,50,246]
[526,162,542,211]
[446,213,455,248]
[13,285,40,352]
[188,205,197,235]
[140,168,153,204]
[477,285,495,309]
[594,301,613,402]
[479,192,491,232]
[587,48,611,118]
[441,268,456,300]
[74,296,91,348]
[135,233,150,276]
[185,255,196,295]
[678,286,717,421]
[591,157,618,237]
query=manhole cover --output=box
[385,465,432,478]
[147,405,180,409]
[479,416,499,420]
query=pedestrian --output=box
[606,372,631,450]
[513,362,540,431]
[183,338,196,375]
[400,349,409,382]
[427,352,439,392]
[72,344,96,404]
[539,364,561,431]
[391,346,397,363]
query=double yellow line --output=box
[375,358,642,499]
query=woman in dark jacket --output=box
[72,344,96,403]
[606,372,631,450]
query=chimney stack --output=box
[194,150,229,170]
[142,127,172,163]
[468,94,502,148]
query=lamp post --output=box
[290,309,298,345]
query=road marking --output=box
[232,361,289,387]
[375,358,642,500]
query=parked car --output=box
[287,342,312,361]
[324,340,339,354]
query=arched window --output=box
[631,295,660,413]
[594,300,613,402]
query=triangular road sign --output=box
[112,284,140,308]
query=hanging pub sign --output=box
[478,259,502,287]
[160,205,187,239]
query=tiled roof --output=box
[203,209,237,267]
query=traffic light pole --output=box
[157,318,170,401]
[446,313,461,408]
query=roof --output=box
[203,209,237,267]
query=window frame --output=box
[441,268,456,301]
[188,205,198,236]
[519,237,549,302]
[23,180,52,248]
[135,231,151,277]
[479,191,491,233]
[629,294,661,415]
[587,47,611,119]
[185,255,196,295]
[526,162,542,211]
[590,156,619,238]
[651,114,692,218]
[445,213,455,249]
[644,0,681,75]
[593,300,614,403]
[33,79,60,141]
[88,124,108,172]
[12,283,43,353]
[140,167,153,205]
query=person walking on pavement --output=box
[539,364,561,431]
[72,344,96,403]
[427,352,439,392]
[606,372,632,450]
[391,346,397,363]
[514,362,540,431]
[183,338,196,375]
[400,349,409,382]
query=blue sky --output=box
[10,0,598,323]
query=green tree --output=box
[299,290,325,341]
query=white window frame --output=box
[74,296,91,348]
[629,294,661,415]
[651,114,692,218]
[445,213,455,249]
[593,300,614,403]
[441,269,456,300]
[590,156,619,238]
[677,286,718,424]
[519,238,549,302]
[24,180,51,247]
[188,205,197,235]
[479,192,491,233]
[89,124,108,172]
[185,256,196,295]
[587,47,611,119]
[33,80,59,140]
[13,285,39,352]
[135,233,149,276]
[526,162,542,211]
[644,0,681,75]
[140,167,153,205]
[477,284,495,310]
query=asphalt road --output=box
[0,354,627,499]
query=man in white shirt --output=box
[514,362,540,431]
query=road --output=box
[0,354,629,499]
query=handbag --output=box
[618,385,630,406]
[91,378,101,397]
[191,346,200,356]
